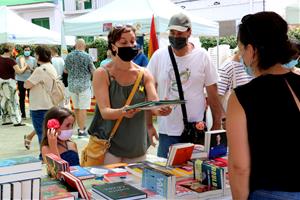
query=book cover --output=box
[205,130,227,159]
[194,159,225,189]
[166,143,194,167]
[124,100,185,111]
[46,153,69,179]
[41,178,75,200]
[175,178,197,196]
[125,162,148,178]
[60,171,90,200]
[92,182,147,200]
[70,165,95,180]
[179,179,223,198]
[0,155,41,175]
[141,166,175,198]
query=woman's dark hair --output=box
[23,45,30,50]
[238,11,296,70]
[41,107,75,147]
[35,45,52,63]
[107,25,136,56]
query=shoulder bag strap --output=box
[108,68,144,141]
[168,46,189,127]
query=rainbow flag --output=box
[148,15,159,59]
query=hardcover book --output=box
[166,143,194,167]
[60,171,90,200]
[204,130,227,159]
[0,155,41,176]
[124,100,185,111]
[41,178,75,200]
[0,169,42,184]
[45,153,69,179]
[92,182,147,200]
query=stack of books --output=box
[0,156,42,199]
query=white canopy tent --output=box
[0,6,75,45]
[63,0,219,37]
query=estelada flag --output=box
[148,15,159,59]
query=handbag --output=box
[80,68,144,167]
[168,46,205,144]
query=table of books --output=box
[39,154,232,200]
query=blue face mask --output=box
[283,59,298,69]
[24,51,31,57]
[240,57,254,76]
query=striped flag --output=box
[148,15,159,59]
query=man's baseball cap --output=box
[168,13,191,32]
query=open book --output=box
[124,99,186,111]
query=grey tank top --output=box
[88,68,150,158]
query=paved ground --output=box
[0,113,157,160]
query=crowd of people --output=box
[0,11,299,200]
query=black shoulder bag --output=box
[168,46,205,144]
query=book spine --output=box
[32,178,41,200]
[11,181,22,199]
[2,183,11,200]
[21,180,32,199]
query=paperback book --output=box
[70,165,95,180]
[141,166,176,199]
[204,130,227,159]
[166,143,194,167]
[194,159,225,190]
[92,182,147,200]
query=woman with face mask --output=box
[24,45,59,160]
[227,12,300,200]
[88,25,171,164]
[41,107,79,166]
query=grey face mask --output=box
[169,36,188,50]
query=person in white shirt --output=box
[147,13,223,158]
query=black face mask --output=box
[169,36,188,50]
[117,46,139,62]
